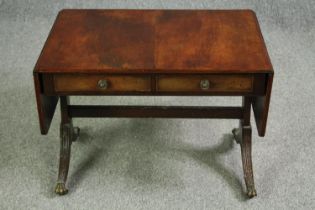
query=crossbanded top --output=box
[35,9,273,74]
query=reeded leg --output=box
[55,96,79,195]
[232,96,257,198]
[55,123,71,195]
[232,124,257,198]
[240,125,257,198]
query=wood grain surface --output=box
[34,9,273,74]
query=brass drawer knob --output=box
[98,79,108,89]
[200,79,210,90]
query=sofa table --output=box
[33,9,273,198]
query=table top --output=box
[35,9,273,74]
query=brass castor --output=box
[55,183,68,195]
[247,187,257,198]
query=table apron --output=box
[41,73,267,96]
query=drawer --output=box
[156,75,253,93]
[53,74,151,93]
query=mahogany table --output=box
[33,9,273,198]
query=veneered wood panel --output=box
[252,73,273,136]
[33,73,58,134]
[157,75,253,93]
[54,74,151,93]
[34,9,273,74]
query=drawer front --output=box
[54,75,151,93]
[156,75,253,93]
